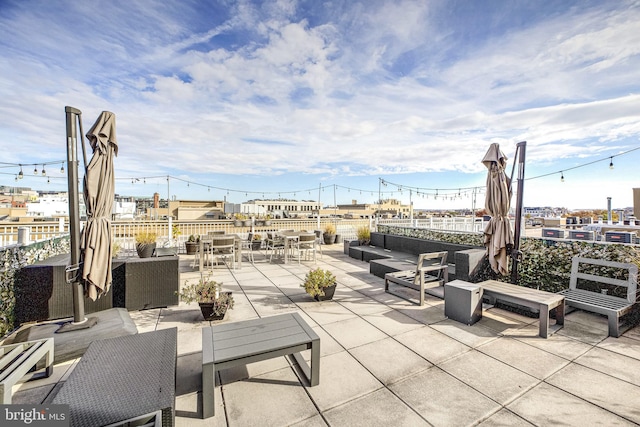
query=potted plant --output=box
[323,223,336,245]
[234,214,247,227]
[185,234,200,255]
[301,268,337,301]
[135,231,157,258]
[264,214,272,226]
[178,276,234,321]
[356,225,371,246]
[112,240,122,258]
[251,234,262,251]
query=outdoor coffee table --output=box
[202,312,320,418]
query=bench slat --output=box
[574,272,632,288]
[559,289,631,312]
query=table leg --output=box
[199,240,204,272]
[202,327,215,418]
[310,337,320,386]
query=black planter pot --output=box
[323,233,335,245]
[314,284,337,301]
[251,241,262,251]
[185,242,199,255]
[198,292,233,321]
[136,243,156,258]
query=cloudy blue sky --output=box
[1,0,639,210]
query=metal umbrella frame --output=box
[63,107,118,327]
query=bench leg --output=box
[556,300,565,326]
[608,314,621,338]
[539,303,550,338]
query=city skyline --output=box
[1,1,639,210]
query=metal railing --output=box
[1,217,493,251]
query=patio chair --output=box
[208,236,236,270]
[242,232,261,264]
[313,230,323,259]
[265,232,285,262]
[296,233,317,263]
[385,251,448,306]
[190,239,208,269]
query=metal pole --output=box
[65,106,85,323]
[409,189,413,223]
[511,141,526,285]
[317,183,321,231]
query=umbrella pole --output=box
[65,106,86,324]
[510,141,527,285]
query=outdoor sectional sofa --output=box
[346,232,486,283]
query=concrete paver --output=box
[507,382,636,426]
[390,367,501,426]
[323,388,429,426]
[439,350,539,405]
[8,246,640,426]
[350,337,432,385]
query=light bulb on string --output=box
[41,165,46,176]
[18,165,23,179]
[60,163,64,174]
[33,165,38,175]
[609,157,614,169]
[560,171,565,182]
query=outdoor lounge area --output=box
[5,244,640,426]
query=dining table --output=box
[198,234,243,272]
[278,231,316,264]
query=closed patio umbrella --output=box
[482,143,513,276]
[81,111,118,301]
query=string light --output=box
[41,165,46,176]
[560,171,565,182]
[60,163,64,174]
[18,165,23,179]
[33,165,38,175]
[609,157,614,169]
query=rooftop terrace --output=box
[8,245,640,426]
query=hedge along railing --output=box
[378,225,640,293]
[0,236,70,338]
[378,224,485,247]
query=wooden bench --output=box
[52,328,177,426]
[479,280,565,338]
[0,338,54,404]
[559,257,638,337]
[385,252,448,305]
[202,312,320,418]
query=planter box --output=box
[14,254,114,325]
[14,254,179,325]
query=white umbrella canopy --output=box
[482,143,514,276]
[80,111,118,301]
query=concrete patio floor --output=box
[10,245,640,426]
